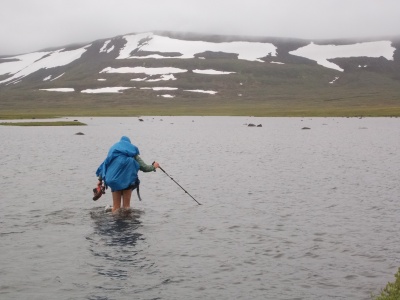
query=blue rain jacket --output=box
[96,136,140,191]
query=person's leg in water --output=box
[111,189,132,213]
[112,191,122,213]
[122,189,133,209]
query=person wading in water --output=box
[95,136,159,213]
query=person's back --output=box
[95,136,159,213]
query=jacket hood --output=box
[120,136,131,143]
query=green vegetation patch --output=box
[0,121,87,126]
[373,268,400,300]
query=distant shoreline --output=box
[0,120,86,126]
[1,106,399,120]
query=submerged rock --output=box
[75,132,84,135]
[302,127,311,130]
[246,123,262,127]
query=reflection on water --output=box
[87,208,145,280]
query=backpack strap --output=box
[131,178,142,201]
[136,184,142,201]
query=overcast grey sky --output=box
[1,0,399,56]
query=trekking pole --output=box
[157,165,202,205]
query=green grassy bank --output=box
[1,103,400,120]
[0,121,86,126]
[373,268,400,300]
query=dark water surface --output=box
[1,117,399,300]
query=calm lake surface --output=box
[1,116,399,300]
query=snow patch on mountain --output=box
[101,66,187,75]
[0,52,48,76]
[184,89,217,95]
[81,87,133,93]
[147,74,177,82]
[117,32,276,62]
[140,87,178,91]
[0,45,90,84]
[101,66,234,79]
[289,41,395,71]
[193,69,235,75]
[40,88,74,92]
[100,40,114,53]
[130,77,148,82]
[50,73,65,81]
[329,76,339,84]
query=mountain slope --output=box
[1,31,400,117]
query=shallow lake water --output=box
[1,116,399,300]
